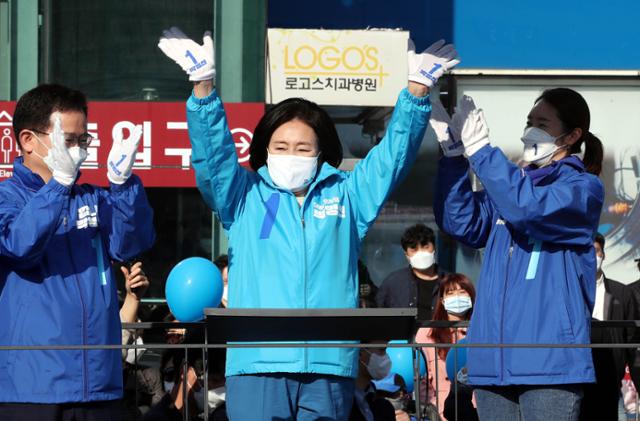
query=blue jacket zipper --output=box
[500,234,514,384]
[299,194,309,370]
[64,212,89,400]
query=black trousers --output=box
[579,347,621,421]
[0,400,122,421]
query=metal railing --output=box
[2,320,640,421]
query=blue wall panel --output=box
[269,0,640,69]
[453,0,640,69]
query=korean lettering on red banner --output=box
[0,101,264,187]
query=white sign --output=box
[267,28,408,106]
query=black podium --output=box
[203,307,424,417]
[204,307,418,342]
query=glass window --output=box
[45,1,213,100]
[116,188,213,299]
[329,89,461,287]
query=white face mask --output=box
[68,145,88,167]
[521,127,568,167]
[31,131,88,167]
[596,255,603,273]
[222,285,228,302]
[443,295,473,316]
[365,351,392,380]
[408,250,435,270]
[267,152,318,193]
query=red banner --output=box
[0,101,264,187]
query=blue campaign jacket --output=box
[187,88,430,378]
[435,146,604,386]
[0,159,155,403]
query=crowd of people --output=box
[1,24,639,421]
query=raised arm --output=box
[100,124,156,261]
[346,39,459,239]
[453,96,604,246]
[434,155,495,249]
[468,146,603,245]
[0,117,80,268]
[0,180,69,268]
[346,87,431,238]
[431,98,494,248]
[187,84,251,228]
[159,27,251,228]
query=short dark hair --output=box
[400,224,436,251]
[594,232,605,249]
[249,97,343,171]
[213,254,228,270]
[13,83,88,151]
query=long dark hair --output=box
[249,97,343,171]
[428,273,476,360]
[536,88,603,176]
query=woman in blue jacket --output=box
[432,89,604,420]
[158,28,459,420]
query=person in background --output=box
[350,342,396,421]
[376,224,444,321]
[142,348,228,421]
[626,258,640,385]
[119,262,164,419]
[580,233,639,420]
[415,273,477,421]
[213,254,229,307]
[372,373,415,421]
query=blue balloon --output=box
[165,257,223,322]
[387,340,427,393]
[445,338,468,382]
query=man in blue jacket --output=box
[0,84,155,419]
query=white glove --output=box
[158,27,215,82]
[107,125,142,184]
[43,115,79,187]
[452,95,490,157]
[430,98,464,157]
[408,39,460,88]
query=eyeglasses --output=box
[31,129,94,149]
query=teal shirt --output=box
[186,88,431,378]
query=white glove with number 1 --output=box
[430,99,464,157]
[158,27,215,82]
[452,96,490,157]
[107,125,142,185]
[408,39,460,88]
[44,115,79,187]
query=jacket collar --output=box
[12,156,81,191]
[256,161,341,195]
[13,157,46,191]
[524,154,585,185]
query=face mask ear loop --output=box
[28,131,52,161]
